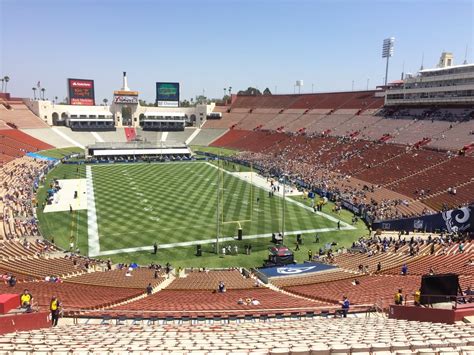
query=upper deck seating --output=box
[0,103,49,129]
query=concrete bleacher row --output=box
[1,318,473,353]
[0,103,49,129]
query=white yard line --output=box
[185,128,201,145]
[86,166,100,257]
[96,227,348,256]
[91,131,104,142]
[51,127,85,149]
[161,132,168,142]
[205,162,355,230]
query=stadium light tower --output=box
[382,37,395,86]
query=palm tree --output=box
[41,88,46,100]
[54,96,58,104]
[228,86,232,96]
[3,76,10,93]
[32,87,37,100]
[1,79,4,92]
[223,88,227,98]
[103,98,108,106]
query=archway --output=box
[52,112,60,125]
[121,106,132,126]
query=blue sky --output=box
[1,0,473,103]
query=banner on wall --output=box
[372,205,473,233]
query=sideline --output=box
[96,226,350,256]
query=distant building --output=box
[385,53,474,106]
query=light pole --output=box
[382,37,395,86]
[366,78,370,90]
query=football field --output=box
[38,160,365,267]
[88,161,353,255]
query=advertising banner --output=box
[372,205,473,233]
[68,78,95,106]
[156,82,179,107]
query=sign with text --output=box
[68,78,95,106]
[113,95,138,104]
[156,82,179,107]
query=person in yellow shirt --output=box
[394,289,404,305]
[50,296,61,327]
[414,290,421,306]
[20,289,33,312]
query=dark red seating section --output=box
[0,129,53,162]
[110,288,326,317]
[284,275,421,310]
[387,156,474,199]
[230,91,383,110]
[0,282,144,310]
[210,128,474,211]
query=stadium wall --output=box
[25,99,214,128]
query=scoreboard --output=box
[68,78,95,106]
[156,82,180,107]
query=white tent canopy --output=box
[67,110,113,117]
[144,112,186,118]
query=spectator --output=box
[251,298,260,305]
[341,296,350,317]
[401,264,408,276]
[20,289,33,312]
[146,283,153,295]
[50,296,61,327]
[414,289,421,306]
[8,275,17,287]
[394,289,404,305]
[218,281,226,293]
[464,286,473,303]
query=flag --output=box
[37,81,40,88]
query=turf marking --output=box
[86,166,101,257]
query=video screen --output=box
[68,78,95,106]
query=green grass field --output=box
[37,147,84,159]
[37,160,368,268]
